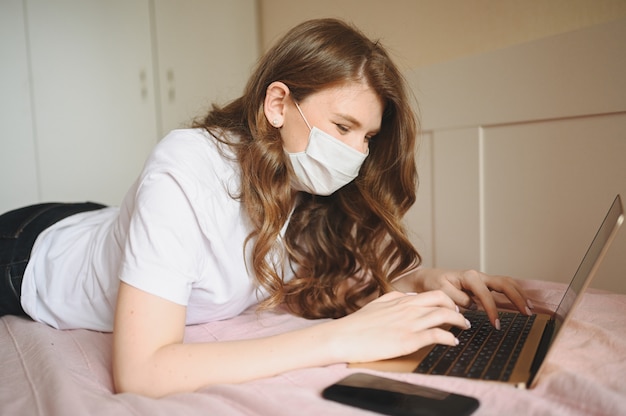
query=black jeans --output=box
[0,202,106,316]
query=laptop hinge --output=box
[527,318,555,385]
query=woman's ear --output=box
[263,81,290,128]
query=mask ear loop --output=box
[293,101,312,131]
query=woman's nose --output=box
[343,134,369,154]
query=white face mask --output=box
[286,102,369,196]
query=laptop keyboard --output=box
[414,310,536,381]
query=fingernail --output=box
[465,319,471,329]
[406,292,418,296]
[495,319,501,330]
[525,307,532,316]
[454,337,460,346]
[527,299,535,309]
[455,305,460,313]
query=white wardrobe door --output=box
[27,0,158,206]
[152,0,259,137]
[0,0,39,213]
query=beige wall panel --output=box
[406,132,434,267]
[410,18,626,293]
[431,128,481,270]
[410,18,626,131]
[259,0,626,70]
[481,114,626,293]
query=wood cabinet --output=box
[0,0,258,212]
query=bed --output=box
[1,279,625,415]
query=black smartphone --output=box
[322,373,479,416]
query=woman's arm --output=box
[113,282,469,397]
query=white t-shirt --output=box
[21,129,293,331]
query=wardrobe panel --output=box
[27,0,158,205]
[152,0,259,136]
[0,0,39,212]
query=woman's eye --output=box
[335,124,349,133]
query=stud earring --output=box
[272,119,280,126]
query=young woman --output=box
[0,19,532,397]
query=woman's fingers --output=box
[377,289,457,309]
[458,270,501,327]
[458,270,533,328]
[483,274,532,315]
[402,289,459,311]
[437,277,474,309]
[404,268,534,330]
[338,290,472,362]
[367,291,469,334]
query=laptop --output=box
[350,194,624,388]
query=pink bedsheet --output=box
[1,279,625,416]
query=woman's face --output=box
[281,82,383,154]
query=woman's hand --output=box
[322,290,471,364]
[393,268,533,329]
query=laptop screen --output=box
[553,195,624,336]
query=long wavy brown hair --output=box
[194,18,421,319]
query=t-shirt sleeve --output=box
[119,169,204,306]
